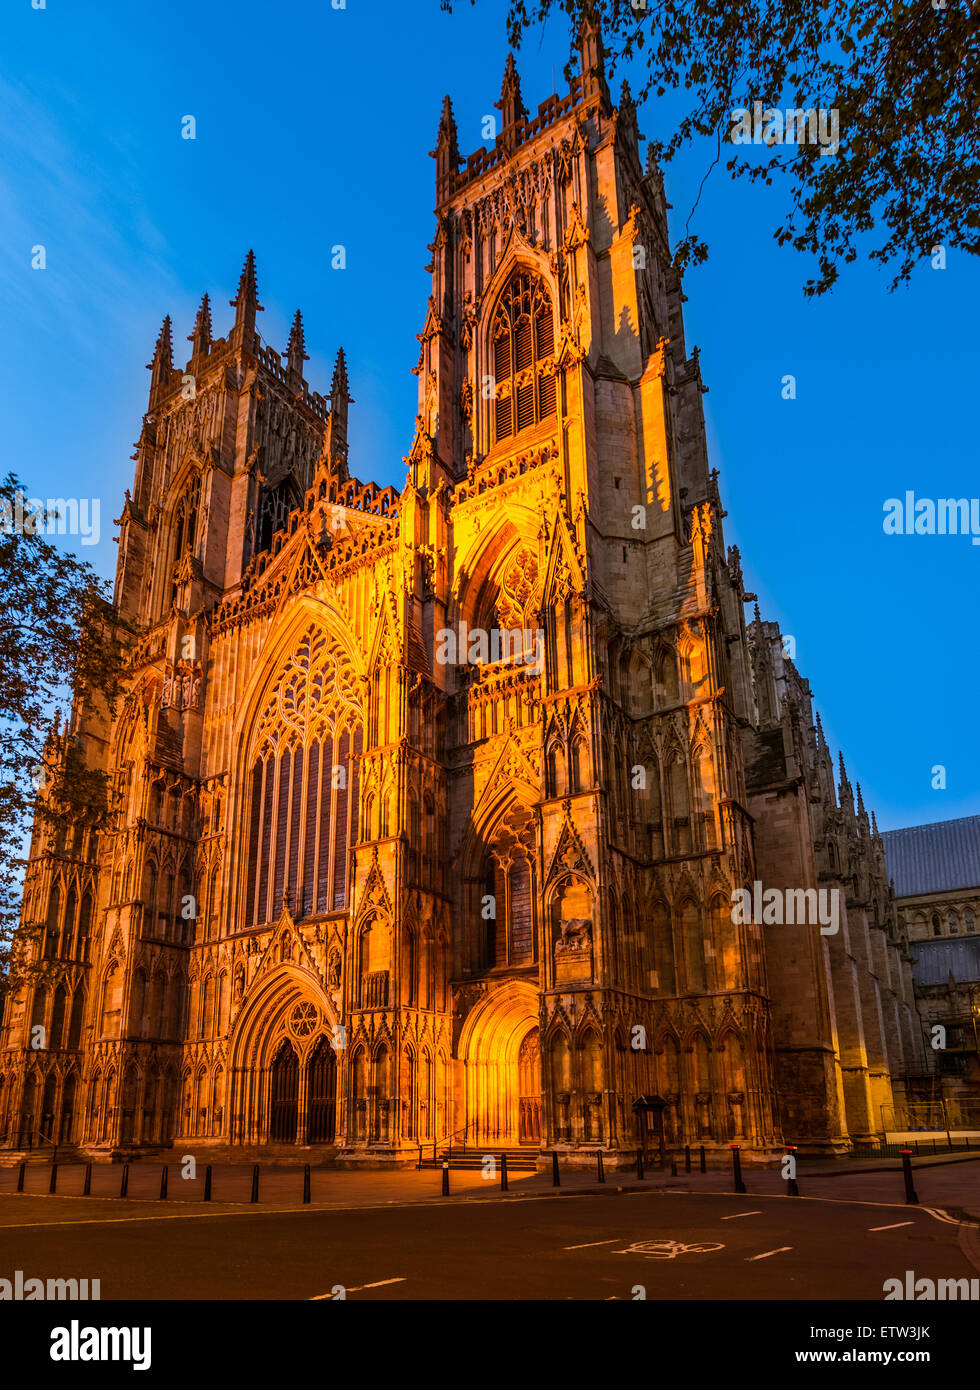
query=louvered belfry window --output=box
[492,272,556,444]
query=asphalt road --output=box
[3,1189,978,1301]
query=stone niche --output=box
[552,876,594,984]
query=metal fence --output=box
[882,1100,980,1133]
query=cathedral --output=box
[0,17,927,1168]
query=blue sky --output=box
[2,0,977,832]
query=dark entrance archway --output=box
[306,1037,337,1143]
[269,1040,298,1143]
[518,1026,541,1144]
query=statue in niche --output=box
[695,1091,714,1139]
[557,917,591,951]
[726,1090,745,1140]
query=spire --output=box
[230,249,263,341]
[815,711,825,745]
[856,782,870,834]
[431,94,460,196]
[326,347,351,470]
[331,346,350,400]
[578,2,608,101]
[495,53,527,132]
[286,309,309,378]
[619,78,641,149]
[838,752,855,814]
[188,293,212,359]
[147,315,174,391]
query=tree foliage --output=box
[0,474,123,992]
[449,0,980,294]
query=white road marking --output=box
[311,1277,406,1299]
[721,1211,762,1220]
[869,1221,914,1231]
[922,1206,964,1227]
[746,1246,793,1261]
[563,1238,618,1250]
[614,1239,725,1259]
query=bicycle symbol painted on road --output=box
[615,1239,725,1260]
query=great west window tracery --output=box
[491,272,556,444]
[244,626,362,924]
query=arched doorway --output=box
[269,1040,298,1143]
[518,1027,541,1144]
[306,1037,337,1143]
[227,967,338,1146]
[458,981,541,1148]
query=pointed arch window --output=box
[67,989,85,1050]
[243,629,363,926]
[491,272,556,444]
[51,985,68,1050]
[168,476,200,605]
[257,479,297,556]
[481,846,536,969]
[45,884,61,958]
[244,731,361,926]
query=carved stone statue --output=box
[557,917,591,951]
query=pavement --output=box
[1,1150,978,1220]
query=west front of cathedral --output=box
[0,21,926,1167]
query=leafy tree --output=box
[448,0,980,294]
[0,474,123,1000]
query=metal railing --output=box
[0,1124,58,1156]
[417,1119,479,1169]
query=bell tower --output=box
[419,11,780,1160]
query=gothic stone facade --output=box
[0,23,925,1165]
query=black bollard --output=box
[731,1144,746,1194]
[700,1145,707,1174]
[82,1162,92,1196]
[16,1163,25,1193]
[636,1148,645,1182]
[500,1153,508,1192]
[900,1149,918,1205]
[914,1140,920,1155]
[120,1164,129,1198]
[302,1164,311,1204]
[49,1164,58,1194]
[204,1165,213,1202]
[552,1151,561,1187]
[159,1165,168,1200]
[684,1144,691,1173]
[670,1158,678,1176]
[441,1161,450,1196]
[785,1145,800,1197]
[250,1164,260,1203]
[596,1150,605,1184]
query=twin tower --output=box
[0,14,923,1165]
